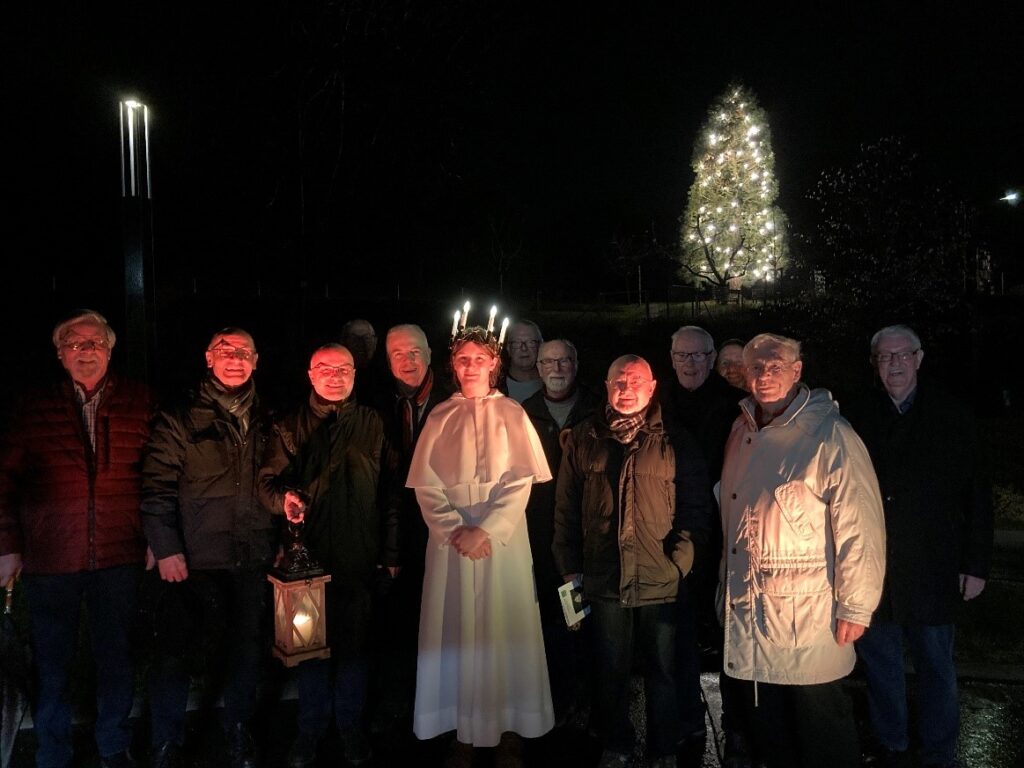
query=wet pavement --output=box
[9,534,1024,767]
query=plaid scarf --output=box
[605,403,647,444]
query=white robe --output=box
[406,391,554,746]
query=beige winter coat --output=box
[719,385,885,685]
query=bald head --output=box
[606,355,656,415]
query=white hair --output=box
[870,324,922,355]
[743,333,801,364]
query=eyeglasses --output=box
[61,339,109,352]
[608,375,652,391]
[671,351,710,363]
[746,362,793,378]
[311,363,355,377]
[538,357,574,368]
[210,346,255,361]
[874,349,919,364]
[389,349,423,361]
[507,340,540,351]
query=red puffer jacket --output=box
[0,375,153,574]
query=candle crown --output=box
[448,300,506,354]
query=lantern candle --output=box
[486,305,497,334]
[498,317,510,345]
[293,611,314,646]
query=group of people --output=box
[0,309,992,768]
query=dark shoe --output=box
[151,743,184,768]
[227,722,258,768]
[865,747,912,768]
[496,732,524,768]
[721,730,752,768]
[444,739,473,768]
[286,732,319,768]
[100,751,137,768]
[597,750,632,768]
[675,729,706,768]
[342,729,373,766]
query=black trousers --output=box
[727,677,860,768]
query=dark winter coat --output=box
[370,372,451,574]
[521,383,602,622]
[845,380,993,625]
[259,397,399,585]
[660,373,745,483]
[553,402,711,606]
[0,375,152,574]
[141,381,274,571]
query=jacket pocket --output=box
[757,569,832,648]
[773,481,825,540]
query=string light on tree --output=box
[679,82,789,302]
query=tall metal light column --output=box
[119,99,155,384]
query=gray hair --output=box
[510,319,543,342]
[538,338,577,362]
[386,324,429,349]
[743,333,801,364]
[870,325,922,355]
[671,325,715,353]
[52,309,116,349]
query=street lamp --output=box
[119,98,155,384]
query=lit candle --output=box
[498,317,510,345]
[460,301,470,329]
[293,611,313,646]
[451,310,460,339]
[486,305,497,334]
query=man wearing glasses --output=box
[501,320,544,403]
[554,355,710,768]
[259,344,398,768]
[0,310,151,768]
[663,325,745,766]
[521,339,600,725]
[718,333,885,768]
[848,325,992,768]
[142,328,273,768]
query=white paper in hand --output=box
[558,578,590,627]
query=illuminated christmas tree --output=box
[679,83,787,301]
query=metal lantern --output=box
[267,521,331,667]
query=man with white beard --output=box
[521,339,601,724]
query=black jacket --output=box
[370,372,452,574]
[660,373,745,483]
[141,381,274,571]
[259,397,399,585]
[521,384,602,622]
[553,402,711,606]
[845,380,993,624]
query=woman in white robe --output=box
[406,328,554,757]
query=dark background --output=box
[6,2,1023,402]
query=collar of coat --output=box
[738,383,839,434]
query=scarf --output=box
[201,376,256,435]
[398,369,434,452]
[605,403,647,445]
[308,389,353,420]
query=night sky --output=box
[8,3,1023,327]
